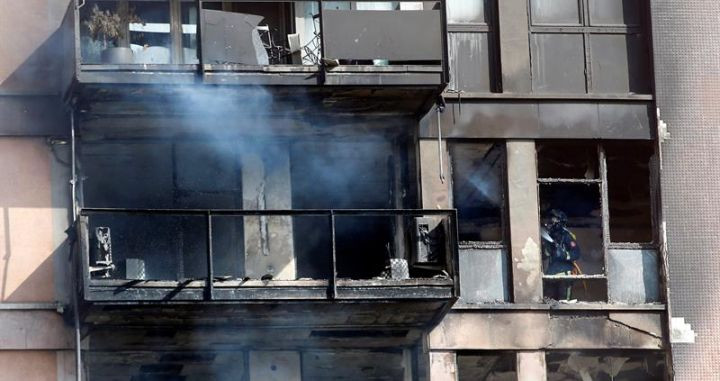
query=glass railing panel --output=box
[79,0,198,65]
[321,1,443,66]
[87,213,207,281]
[82,210,456,286]
[333,213,453,281]
[200,1,322,66]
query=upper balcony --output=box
[75,208,459,332]
[61,0,448,113]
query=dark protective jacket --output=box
[544,226,581,275]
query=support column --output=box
[249,351,301,381]
[517,351,547,381]
[506,141,543,303]
[242,144,296,280]
[498,0,532,93]
[429,351,457,381]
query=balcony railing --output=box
[68,0,448,86]
[76,208,459,302]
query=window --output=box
[546,351,667,380]
[450,142,509,303]
[529,0,650,94]
[446,0,500,92]
[537,141,659,303]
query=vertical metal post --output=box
[169,0,183,64]
[317,0,325,60]
[206,211,214,300]
[70,111,82,381]
[196,0,204,74]
[328,211,337,299]
[599,146,611,285]
[439,0,450,85]
[448,210,460,298]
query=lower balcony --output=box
[76,208,459,329]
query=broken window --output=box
[80,1,198,64]
[450,143,506,242]
[546,351,667,381]
[537,141,658,303]
[529,0,651,94]
[457,352,517,381]
[538,142,605,303]
[605,141,654,243]
[450,142,509,303]
[447,0,500,92]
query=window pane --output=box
[323,2,352,10]
[181,2,199,64]
[80,1,171,64]
[447,0,486,24]
[355,2,397,10]
[539,184,604,276]
[530,0,581,25]
[458,352,517,380]
[608,249,660,303]
[537,142,599,179]
[459,249,510,303]
[591,34,650,94]
[589,0,642,26]
[606,142,654,242]
[448,33,493,92]
[450,143,505,242]
[531,34,586,93]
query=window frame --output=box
[536,141,660,302]
[448,140,509,248]
[445,0,501,93]
[527,0,651,95]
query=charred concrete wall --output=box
[651,1,720,379]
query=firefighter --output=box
[542,209,581,301]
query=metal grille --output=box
[651,1,720,379]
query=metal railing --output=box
[77,208,459,300]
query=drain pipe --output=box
[436,100,446,184]
[70,111,82,381]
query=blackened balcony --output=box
[62,0,448,114]
[75,208,459,330]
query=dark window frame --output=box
[536,141,660,301]
[446,0,501,93]
[528,0,651,95]
[449,140,509,248]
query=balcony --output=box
[62,0,448,113]
[75,208,459,330]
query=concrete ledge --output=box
[0,310,72,350]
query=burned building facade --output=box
[0,0,717,380]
